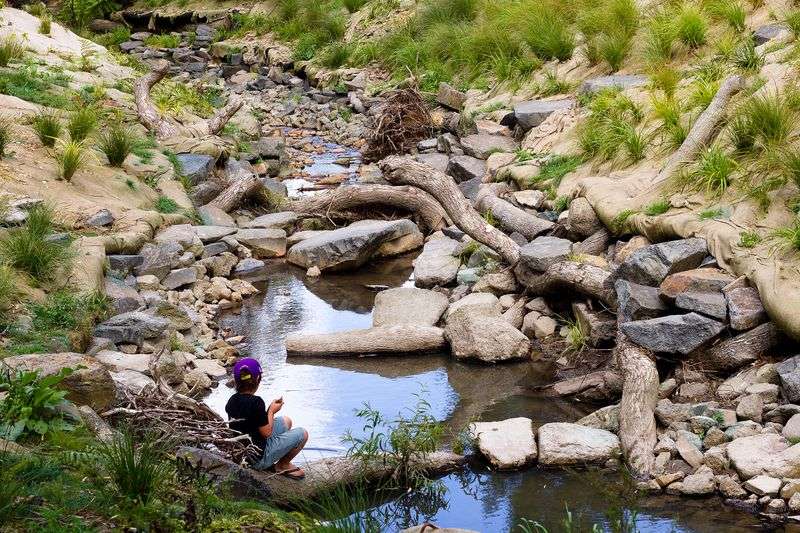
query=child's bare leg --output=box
[275,429,309,473]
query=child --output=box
[225,358,308,479]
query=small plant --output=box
[0,35,25,67]
[97,125,133,167]
[95,429,172,504]
[32,110,62,148]
[55,140,87,181]
[689,79,719,110]
[707,0,746,32]
[0,367,74,441]
[578,88,646,165]
[675,4,707,48]
[651,96,687,149]
[154,195,179,214]
[731,39,764,72]
[144,33,181,48]
[538,70,572,96]
[39,12,52,35]
[553,195,569,213]
[738,230,761,248]
[649,65,680,97]
[67,107,97,142]
[694,146,736,195]
[699,206,727,220]
[730,92,793,153]
[599,30,632,72]
[643,198,670,216]
[787,10,800,37]
[0,203,73,282]
[515,149,535,163]
[318,41,352,68]
[342,0,368,12]
[611,208,637,233]
[565,318,588,354]
[0,262,17,321]
[773,221,800,251]
[0,120,11,159]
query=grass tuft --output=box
[154,196,179,214]
[55,140,88,181]
[0,35,25,67]
[67,107,97,142]
[32,110,62,148]
[0,120,11,159]
[774,222,800,251]
[97,125,134,167]
[643,198,671,216]
[694,146,736,195]
[0,204,73,283]
[39,12,52,35]
[738,230,761,248]
[675,4,707,48]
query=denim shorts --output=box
[253,416,306,470]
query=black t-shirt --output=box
[225,393,268,450]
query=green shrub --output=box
[154,196,179,213]
[39,12,52,35]
[95,429,172,505]
[55,140,87,181]
[60,0,120,29]
[0,262,17,321]
[523,6,575,61]
[649,65,680,97]
[695,146,736,195]
[32,110,62,148]
[0,36,25,67]
[0,204,72,283]
[144,34,181,48]
[729,92,794,153]
[318,41,352,68]
[689,79,719,109]
[0,120,11,159]
[787,10,800,37]
[675,4,707,48]
[651,96,687,149]
[738,230,761,248]
[578,88,646,164]
[97,125,133,167]
[644,198,670,216]
[598,30,632,72]
[90,26,131,48]
[643,14,678,64]
[611,208,637,233]
[67,107,97,142]
[0,367,75,441]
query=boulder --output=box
[615,279,667,322]
[234,258,266,278]
[197,205,236,227]
[235,228,287,258]
[783,414,800,440]
[444,308,530,363]
[95,349,151,373]
[725,287,767,331]
[513,190,546,209]
[469,417,537,470]
[517,236,573,273]
[135,241,183,280]
[162,267,197,290]
[175,153,215,185]
[619,313,725,354]
[659,268,734,302]
[753,23,789,46]
[436,82,467,110]
[567,197,601,238]
[776,354,800,403]
[537,423,620,465]
[676,431,704,469]
[94,311,170,346]
[110,369,156,396]
[727,433,800,479]
[675,291,727,320]
[194,225,238,243]
[193,358,227,378]
[154,224,204,256]
[2,352,115,411]
[244,212,299,231]
[616,238,707,286]
[85,208,114,227]
[107,255,144,275]
[104,277,144,316]
[459,134,518,159]
[155,350,187,384]
[743,475,782,496]
[472,270,519,295]
[416,153,449,172]
[413,234,461,288]
[446,156,486,183]
[513,99,575,131]
[578,74,648,96]
[446,292,500,319]
[678,465,716,495]
[576,404,620,433]
[372,287,449,327]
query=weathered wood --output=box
[287,184,450,232]
[702,322,780,372]
[573,228,611,256]
[615,333,659,478]
[286,325,447,357]
[547,370,622,400]
[475,185,553,240]
[380,156,521,265]
[177,447,466,505]
[517,261,617,309]
[204,173,261,212]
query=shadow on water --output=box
[204,256,765,532]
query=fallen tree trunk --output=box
[516,260,617,309]
[286,325,447,357]
[380,156,521,265]
[701,322,780,373]
[287,184,450,232]
[204,173,261,212]
[177,447,465,506]
[573,228,611,256]
[475,185,553,240]
[546,370,622,402]
[615,333,659,479]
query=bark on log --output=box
[573,228,611,256]
[177,447,465,506]
[615,333,659,479]
[546,370,622,401]
[475,185,554,240]
[517,261,617,309]
[653,75,744,185]
[701,322,780,373]
[380,156,521,265]
[204,173,261,212]
[287,184,450,232]
[286,325,447,357]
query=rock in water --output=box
[537,423,621,465]
[469,418,537,470]
[413,234,461,288]
[444,308,530,363]
[619,312,725,354]
[372,287,449,327]
[234,228,287,258]
[727,433,800,479]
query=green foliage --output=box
[39,12,52,35]
[144,34,181,48]
[537,70,572,96]
[675,4,707,48]
[523,5,575,61]
[578,0,638,71]
[318,41,353,68]
[553,195,569,213]
[578,88,647,164]
[598,30,633,72]
[152,82,222,118]
[699,206,727,219]
[95,430,172,505]
[773,221,800,251]
[90,26,131,48]
[154,196,179,214]
[55,140,88,181]
[0,65,71,108]
[738,230,761,248]
[0,119,11,159]
[0,204,73,283]
[564,318,588,354]
[651,95,687,149]
[0,368,74,441]
[707,0,746,32]
[97,125,134,167]
[66,107,97,142]
[643,12,678,64]
[611,208,637,234]
[0,262,17,321]
[649,65,680,98]
[731,39,763,72]
[693,146,736,195]
[32,110,62,148]
[729,92,794,154]
[689,78,719,110]
[643,198,670,216]
[60,0,120,29]
[343,0,368,12]
[0,35,25,67]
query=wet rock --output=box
[413,234,461,288]
[104,277,144,316]
[744,475,782,496]
[675,291,728,320]
[446,155,486,183]
[678,465,716,495]
[776,354,800,403]
[616,238,707,286]
[513,99,575,131]
[619,313,725,354]
[578,74,648,96]
[194,225,238,243]
[135,240,183,280]
[615,279,667,322]
[537,423,620,465]
[94,311,170,346]
[235,228,287,258]
[244,212,299,231]
[372,287,449,327]
[445,308,530,363]
[517,236,573,273]
[725,287,767,331]
[567,197,601,238]
[176,153,215,185]
[437,82,467,111]
[85,208,114,227]
[469,417,537,470]
[162,267,197,290]
[459,134,518,159]
[659,268,735,302]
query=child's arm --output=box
[257,398,283,439]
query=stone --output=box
[675,291,728,320]
[193,358,227,378]
[718,475,748,498]
[753,23,788,45]
[135,240,183,280]
[679,466,716,495]
[725,287,767,331]
[468,417,537,470]
[616,238,707,286]
[119,40,143,52]
[104,277,144,316]
[776,355,800,403]
[194,225,238,243]
[513,99,575,130]
[162,267,198,290]
[746,383,780,403]
[416,153,450,172]
[184,369,213,390]
[533,315,557,339]
[578,74,648,96]
[567,197,601,238]
[446,155,486,183]
[2,352,115,411]
[85,208,114,227]
[447,292,500,319]
[111,369,156,396]
[513,190,546,209]
[154,350,187,385]
[413,234,461,288]
[744,475,782,496]
[94,350,150,374]
[703,445,729,473]
[725,421,762,440]
[436,82,467,110]
[136,274,160,290]
[782,479,800,499]
[576,404,620,433]
[153,301,194,331]
[517,236,573,273]
[233,258,266,278]
[767,497,787,514]
[445,308,530,363]
[459,134,518,159]
[199,252,239,278]
[235,228,287,258]
[373,287,449,327]
[654,399,694,426]
[155,225,204,256]
[107,254,144,275]
[288,220,418,272]
[727,433,800,479]
[94,311,170,346]
[537,423,621,465]
[704,427,730,448]
[619,313,725,354]
[659,268,734,302]
[472,271,519,295]
[783,414,800,440]
[255,136,285,160]
[791,492,800,512]
[676,431,704,469]
[197,205,236,227]
[244,212,299,231]
[571,302,616,346]
[736,393,764,423]
[175,154,215,184]
[615,279,668,322]
[458,177,482,202]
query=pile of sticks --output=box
[364,86,433,161]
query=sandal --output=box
[276,466,305,480]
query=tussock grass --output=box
[55,140,88,181]
[774,222,800,251]
[154,196,179,214]
[786,11,800,37]
[97,125,134,167]
[729,92,794,154]
[675,4,708,49]
[694,146,737,195]
[0,36,25,67]
[689,78,720,109]
[67,107,97,142]
[649,65,681,97]
[578,88,647,164]
[731,39,763,72]
[651,96,688,149]
[0,120,11,159]
[0,262,18,321]
[706,0,745,32]
[0,204,73,283]
[643,198,671,215]
[95,430,172,505]
[39,12,52,35]
[32,110,62,148]
[738,230,761,248]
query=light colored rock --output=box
[533,316,557,339]
[244,212,299,230]
[94,350,150,374]
[413,234,461,288]
[194,225,238,243]
[469,417,537,470]
[743,475,782,496]
[736,393,764,423]
[679,466,716,495]
[235,228,287,258]
[783,414,800,440]
[162,267,197,290]
[676,432,704,469]
[193,358,227,378]
[110,369,156,396]
[727,433,800,479]
[446,292,500,319]
[537,423,620,465]
[445,308,530,363]
[373,287,449,327]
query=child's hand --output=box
[269,397,283,413]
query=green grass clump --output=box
[144,34,181,48]
[537,70,572,96]
[154,196,179,214]
[152,82,222,118]
[38,12,52,35]
[95,430,172,505]
[643,13,678,64]
[774,222,800,251]
[90,26,131,48]
[343,0,368,12]
[694,146,736,195]
[67,108,97,142]
[318,41,353,68]
[0,35,25,67]
[643,198,670,216]
[787,11,800,37]
[578,88,647,164]
[729,92,794,154]
[578,0,638,71]
[0,120,11,159]
[651,96,688,149]
[611,208,637,233]
[0,262,18,321]
[649,65,680,97]
[534,154,582,188]
[31,110,62,148]
[0,65,72,108]
[707,0,745,32]
[689,79,719,110]
[731,39,763,72]
[738,230,761,248]
[0,204,73,283]
[55,140,88,181]
[675,4,707,48]
[699,206,727,219]
[97,126,134,167]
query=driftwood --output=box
[653,75,744,185]
[287,184,450,232]
[135,59,243,139]
[701,322,780,373]
[177,446,466,505]
[517,261,617,309]
[475,185,554,240]
[205,171,261,212]
[615,333,659,478]
[286,325,447,357]
[381,156,522,265]
[573,228,611,256]
[546,370,623,401]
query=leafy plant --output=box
[67,107,97,142]
[55,140,88,181]
[694,146,736,195]
[0,35,25,67]
[144,34,181,48]
[0,204,72,283]
[61,0,121,29]
[32,110,62,148]
[649,65,680,97]
[97,125,134,167]
[0,367,74,441]
[95,429,172,505]
[731,39,763,72]
[738,230,761,248]
[154,195,179,214]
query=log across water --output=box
[285,325,447,357]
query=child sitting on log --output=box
[225,357,309,479]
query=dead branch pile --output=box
[363,87,433,161]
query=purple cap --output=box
[232,357,262,385]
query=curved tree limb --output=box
[206,95,244,135]
[516,260,617,309]
[475,184,554,240]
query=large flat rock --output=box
[513,99,575,130]
[619,312,725,354]
[459,134,518,159]
[728,433,800,479]
[518,236,573,273]
[94,311,170,346]
[537,423,621,465]
[243,211,299,230]
[372,287,449,327]
[444,308,530,363]
[234,228,287,258]
[413,234,461,288]
[469,417,537,470]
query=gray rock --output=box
[727,433,799,479]
[193,225,237,243]
[679,465,716,495]
[104,277,144,316]
[202,241,230,258]
[577,404,620,433]
[111,369,156,397]
[154,224,204,256]
[162,267,197,290]
[107,254,143,275]
[517,236,572,273]
[372,287,449,327]
[537,423,621,465]
[255,137,285,160]
[95,350,151,374]
[244,212,299,230]
[94,311,170,346]
[445,308,530,363]
[413,234,461,288]
[567,197,601,238]
[437,132,462,154]
[436,82,467,110]
[753,23,789,45]
[776,354,800,403]
[417,138,438,152]
[615,279,668,322]
[235,228,287,258]
[659,268,735,302]
[261,176,288,198]
[190,180,224,205]
[619,313,725,354]
[578,75,648,96]
[415,153,449,173]
[175,153,215,185]
[134,240,183,280]
[783,414,800,440]
[469,417,537,470]
[616,238,707,286]
[459,134,518,159]
[119,40,143,52]
[233,258,266,278]
[513,99,575,130]
[154,350,187,385]
[743,475,782,496]
[85,208,114,227]
[676,431,704,468]
[446,292,500,319]
[675,291,728,320]
[457,177,482,202]
[446,155,486,183]
[725,287,767,331]
[197,205,236,227]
